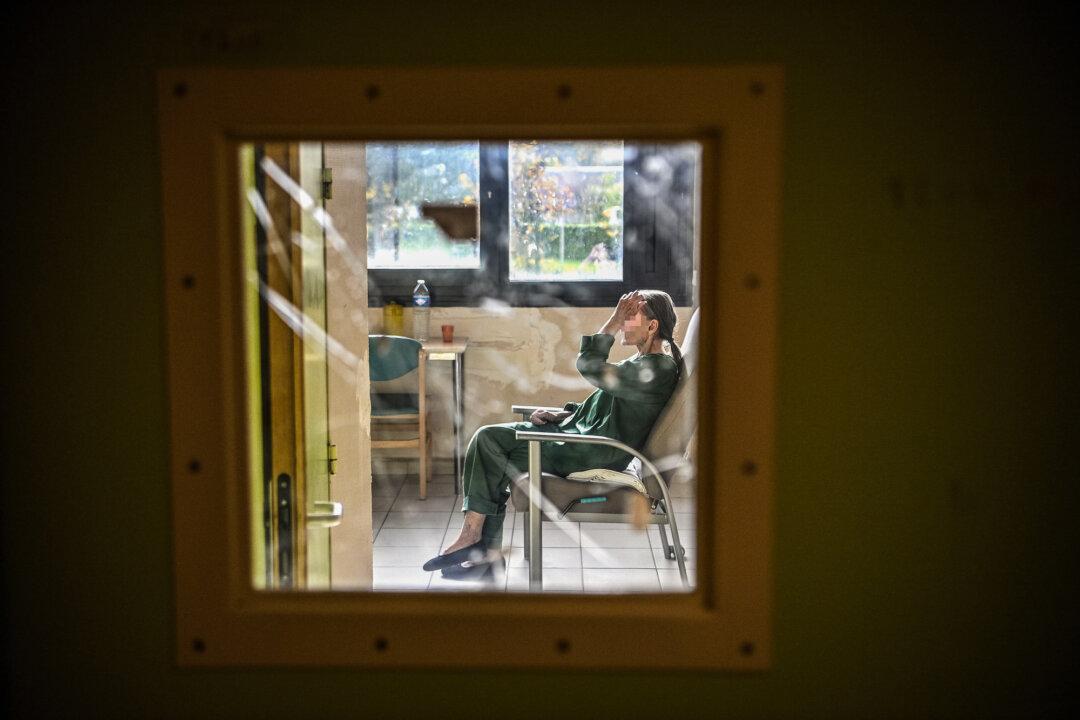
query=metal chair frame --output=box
[511,405,690,592]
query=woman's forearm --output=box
[597,315,620,336]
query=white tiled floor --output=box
[370,472,696,593]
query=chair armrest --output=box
[510,404,563,417]
[514,431,664,482]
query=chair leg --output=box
[657,520,675,560]
[656,498,688,586]
[657,500,684,560]
[419,433,429,500]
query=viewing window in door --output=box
[160,65,781,670]
[239,139,702,596]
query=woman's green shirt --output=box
[546,333,678,474]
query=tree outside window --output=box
[366,142,480,269]
[508,141,624,282]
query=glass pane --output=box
[367,142,480,269]
[239,140,700,595]
[509,141,624,282]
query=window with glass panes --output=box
[366,141,696,307]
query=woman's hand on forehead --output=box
[617,291,646,318]
[602,291,648,335]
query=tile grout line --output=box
[577,522,584,589]
[646,518,660,591]
[375,473,409,540]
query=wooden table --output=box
[420,337,468,493]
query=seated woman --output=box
[423,290,686,579]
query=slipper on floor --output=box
[441,556,505,581]
[422,541,486,571]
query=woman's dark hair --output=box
[638,289,685,380]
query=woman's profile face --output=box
[621,308,656,346]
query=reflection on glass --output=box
[509,141,624,282]
[240,140,699,594]
[367,142,480,269]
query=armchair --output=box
[510,309,700,591]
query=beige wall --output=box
[325,143,373,588]
[369,305,694,462]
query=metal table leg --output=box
[527,440,543,591]
[453,352,463,494]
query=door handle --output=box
[307,500,343,528]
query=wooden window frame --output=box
[160,66,782,669]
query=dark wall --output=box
[4,2,1077,717]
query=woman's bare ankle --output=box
[442,535,478,555]
[441,511,485,554]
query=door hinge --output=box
[321,167,333,199]
[328,441,338,475]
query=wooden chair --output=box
[369,335,431,499]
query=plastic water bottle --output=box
[412,279,431,340]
